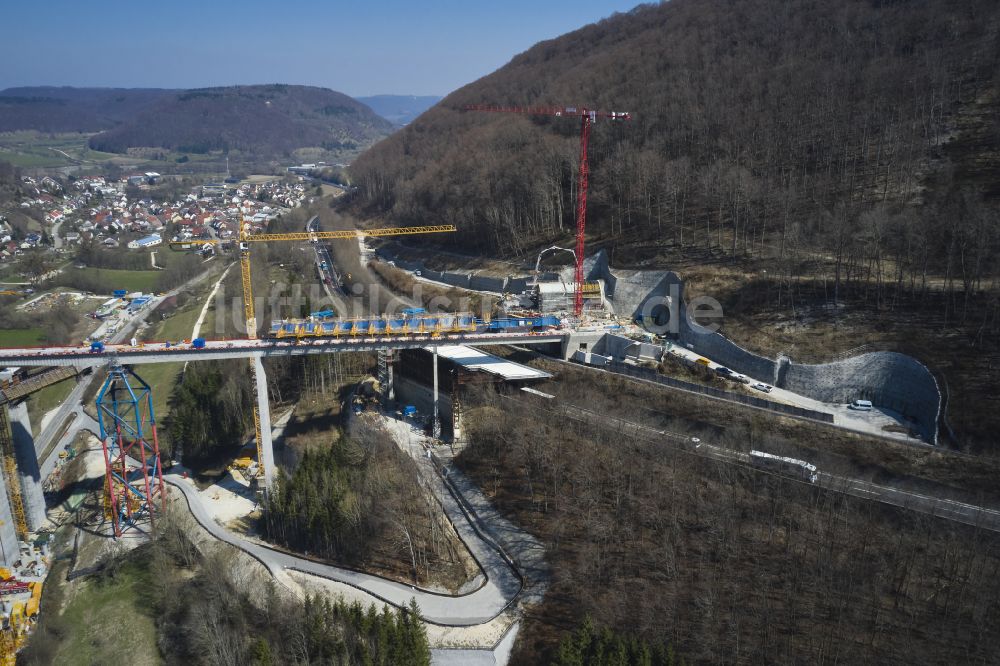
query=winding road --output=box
[163,463,522,626]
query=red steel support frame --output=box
[464,104,631,317]
[96,364,166,538]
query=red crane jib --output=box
[463,104,632,316]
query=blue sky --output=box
[1,0,644,96]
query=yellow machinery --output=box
[0,367,79,540]
[172,221,456,484]
[0,410,26,540]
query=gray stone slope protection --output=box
[373,245,941,443]
[581,250,941,443]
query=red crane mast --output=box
[464,104,631,317]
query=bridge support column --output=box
[432,346,441,440]
[0,473,19,566]
[8,402,46,531]
[254,357,276,490]
[0,409,22,565]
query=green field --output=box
[0,328,46,346]
[62,267,161,293]
[0,130,231,172]
[0,149,64,168]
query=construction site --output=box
[0,107,992,665]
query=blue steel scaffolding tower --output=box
[96,364,165,537]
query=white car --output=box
[751,382,773,393]
[849,399,873,411]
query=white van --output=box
[849,399,873,411]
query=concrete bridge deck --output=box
[0,331,567,368]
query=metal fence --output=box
[605,361,835,423]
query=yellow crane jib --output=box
[168,224,457,250]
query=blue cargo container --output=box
[310,309,335,319]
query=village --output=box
[1,172,314,264]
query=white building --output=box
[127,234,162,250]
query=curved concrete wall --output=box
[782,352,941,442]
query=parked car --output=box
[849,399,873,411]
[751,382,773,393]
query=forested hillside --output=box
[351,0,1000,287]
[88,84,395,155]
[460,380,1000,664]
[351,0,1000,451]
[0,87,174,133]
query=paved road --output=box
[164,469,521,626]
[152,409,527,628]
[664,345,924,443]
[51,219,64,249]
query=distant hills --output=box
[354,95,442,126]
[88,85,394,156]
[0,84,395,157]
[0,87,175,133]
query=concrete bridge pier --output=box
[0,473,19,565]
[0,409,21,565]
[254,356,276,490]
[7,401,47,531]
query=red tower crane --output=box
[464,104,631,316]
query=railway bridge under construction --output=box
[0,325,588,565]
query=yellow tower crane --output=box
[173,221,456,485]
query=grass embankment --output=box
[369,260,484,314]
[23,558,160,666]
[132,289,207,432]
[0,328,45,346]
[59,268,160,294]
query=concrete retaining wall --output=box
[376,245,942,442]
[577,250,684,323]
[782,352,941,442]
[506,277,531,293]
[595,334,663,361]
[394,376,455,437]
[469,274,507,292]
[679,317,777,383]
